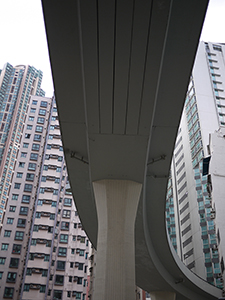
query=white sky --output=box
[0,0,225,97]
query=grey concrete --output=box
[93,180,142,300]
[41,0,222,298]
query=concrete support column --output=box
[150,291,176,300]
[92,179,142,300]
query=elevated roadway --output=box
[42,0,222,299]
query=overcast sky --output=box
[0,0,225,97]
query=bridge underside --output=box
[42,0,221,299]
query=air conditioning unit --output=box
[212,245,218,250]
[210,213,215,219]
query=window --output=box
[79,250,84,256]
[42,269,48,277]
[78,263,84,270]
[26,173,34,182]
[3,287,14,298]
[32,100,37,105]
[80,237,85,243]
[14,183,21,189]
[36,212,41,218]
[15,231,24,241]
[34,134,41,141]
[27,124,32,130]
[7,218,13,224]
[4,230,11,237]
[19,162,25,168]
[41,100,48,107]
[32,143,40,151]
[16,172,23,178]
[30,108,36,113]
[50,213,55,220]
[21,152,27,158]
[55,178,60,183]
[9,206,16,212]
[72,236,76,241]
[64,198,72,206]
[0,257,6,264]
[53,189,58,195]
[56,261,65,270]
[53,290,62,300]
[28,163,36,171]
[30,153,38,161]
[35,125,43,133]
[60,234,68,243]
[24,184,32,193]
[40,285,46,293]
[50,125,54,130]
[12,244,21,254]
[44,254,50,261]
[28,116,34,121]
[23,284,30,291]
[55,274,64,285]
[17,218,26,227]
[70,262,74,268]
[77,277,82,284]
[71,249,75,254]
[39,187,45,194]
[39,109,46,116]
[69,276,72,282]
[9,258,19,268]
[52,201,57,207]
[1,243,9,250]
[12,194,18,201]
[61,222,69,230]
[0,272,3,279]
[67,291,71,298]
[33,225,39,232]
[22,195,30,203]
[62,210,71,218]
[42,177,48,184]
[37,117,45,124]
[23,143,29,148]
[58,247,67,257]
[37,199,43,206]
[7,272,17,283]
[56,167,61,172]
[19,207,28,215]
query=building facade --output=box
[167,42,225,290]
[0,66,89,300]
[0,63,45,225]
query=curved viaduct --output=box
[42,0,222,299]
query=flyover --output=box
[42,0,222,299]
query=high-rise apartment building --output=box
[0,64,89,300]
[0,63,45,224]
[167,42,225,290]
